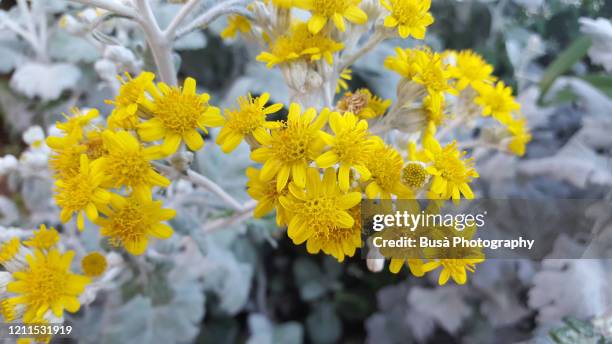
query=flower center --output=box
[338,92,369,115]
[85,135,107,160]
[26,263,69,307]
[314,0,350,16]
[109,203,149,246]
[227,103,266,135]
[105,151,150,187]
[271,122,315,163]
[401,162,429,189]
[153,89,204,134]
[434,146,474,183]
[390,0,422,25]
[333,128,370,165]
[57,174,95,211]
[116,81,143,107]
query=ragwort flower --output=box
[295,0,368,34]
[381,0,434,39]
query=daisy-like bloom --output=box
[336,68,352,94]
[6,248,90,322]
[54,154,111,231]
[97,191,175,255]
[505,116,531,157]
[364,138,413,199]
[137,77,225,155]
[450,50,495,91]
[384,47,421,79]
[23,225,59,250]
[423,225,485,285]
[400,161,430,190]
[81,252,107,277]
[411,137,479,201]
[316,112,374,191]
[412,49,456,96]
[98,130,169,191]
[216,93,283,153]
[295,0,368,34]
[337,88,391,120]
[221,15,252,39]
[279,168,362,262]
[0,238,30,272]
[106,72,155,130]
[381,0,434,39]
[246,167,291,226]
[474,81,520,124]
[251,103,329,191]
[51,107,99,140]
[256,22,345,68]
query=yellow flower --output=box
[6,248,90,322]
[474,81,520,123]
[336,68,352,93]
[98,130,169,191]
[400,161,430,190]
[423,226,485,285]
[316,112,374,191]
[505,116,531,157]
[47,135,86,179]
[137,77,224,155]
[81,252,107,277]
[0,238,24,267]
[97,190,175,255]
[381,0,434,39]
[256,22,345,68]
[23,225,59,250]
[221,15,252,39]
[364,138,413,199]
[450,50,495,91]
[384,47,421,79]
[251,103,328,191]
[106,71,155,129]
[412,49,456,96]
[279,168,362,262]
[270,0,295,8]
[411,137,479,201]
[336,88,391,120]
[216,93,283,153]
[54,154,111,231]
[51,107,99,140]
[246,167,291,226]
[295,0,368,33]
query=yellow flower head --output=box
[400,161,430,190]
[384,47,421,79]
[316,112,374,191]
[97,190,175,255]
[6,248,90,322]
[279,168,362,262]
[0,238,24,266]
[381,0,434,39]
[246,167,291,226]
[98,130,169,191]
[47,135,86,180]
[423,225,485,285]
[295,0,368,33]
[52,107,99,140]
[23,225,60,250]
[106,71,155,130]
[256,22,345,68]
[221,15,252,39]
[251,103,329,191]
[337,88,391,120]
[506,116,531,157]
[474,81,520,123]
[217,93,283,153]
[137,77,224,155]
[412,49,456,96]
[412,137,479,201]
[364,138,413,199]
[81,252,107,277]
[451,50,495,91]
[54,154,111,231]
[336,68,352,94]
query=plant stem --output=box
[202,200,257,232]
[68,0,138,19]
[174,0,249,40]
[163,0,201,40]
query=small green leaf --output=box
[539,35,592,104]
[582,74,612,98]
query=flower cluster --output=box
[44,75,224,255]
[0,225,90,342]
